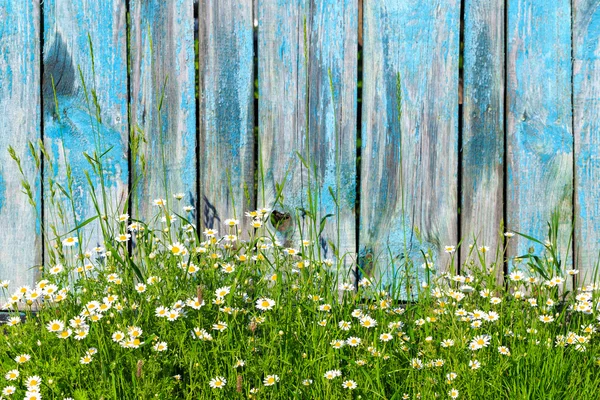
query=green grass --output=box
[2,138,600,399]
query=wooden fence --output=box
[1,0,599,296]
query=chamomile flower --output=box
[360,315,377,328]
[62,236,78,247]
[324,370,342,380]
[80,354,93,364]
[4,369,19,380]
[263,374,280,386]
[115,233,131,242]
[449,388,459,399]
[209,376,227,389]
[346,337,361,347]
[498,346,511,356]
[153,341,168,352]
[342,380,357,390]
[46,319,64,332]
[256,297,275,311]
[213,321,228,331]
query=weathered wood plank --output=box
[43,1,128,251]
[461,0,505,278]
[199,0,254,235]
[0,0,42,300]
[361,1,460,295]
[258,0,308,246]
[573,0,600,285]
[507,0,573,276]
[307,0,357,269]
[130,0,196,223]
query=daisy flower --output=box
[379,333,393,342]
[224,218,239,227]
[62,236,78,247]
[209,376,227,389]
[213,321,228,331]
[80,354,93,364]
[256,297,276,311]
[215,286,231,298]
[153,342,168,352]
[539,314,554,323]
[469,359,481,370]
[342,380,357,390]
[360,315,377,328]
[15,353,31,363]
[346,337,361,347]
[25,375,41,389]
[449,388,459,399]
[2,386,16,396]
[115,233,131,243]
[5,369,19,380]
[339,320,351,330]
[324,370,342,380]
[302,379,313,386]
[469,334,491,350]
[153,198,166,206]
[441,339,455,348]
[263,374,280,386]
[331,339,345,349]
[234,359,246,368]
[168,242,185,255]
[135,283,146,293]
[498,346,511,356]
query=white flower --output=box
[256,297,276,311]
[62,236,78,247]
[153,341,168,352]
[324,370,342,380]
[342,380,357,390]
[263,374,280,386]
[209,376,226,389]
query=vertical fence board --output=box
[461,0,505,277]
[199,0,254,235]
[43,0,128,250]
[130,0,196,222]
[0,0,42,300]
[574,0,600,285]
[507,0,573,276]
[361,2,460,294]
[307,0,357,271]
[258,0,308,246]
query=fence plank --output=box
[307,0,357,271]
[361,1,460,295]
[573,0,600,286]
[507,0,573,277]
[258,0,308,247]
[43,1,128,252]
[199,0,254,235]
[0,0,42,300]
[130,0,196,223]
[461,0,505,277]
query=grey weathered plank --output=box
[43,0,128,252]
[461,0,505,279]
[198,0,254,235]
[507,0,573,277]
[573,0,600,286]
[361,1,460,295]
[130,0,197,222]
[307,0,357,270]
[257,0,308,247]
[0,0,42,300]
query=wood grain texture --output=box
[307,0,357,270]
[43,0,128,250]
[573,0,600,285]
[0,0,42,300]
[361,1,460,295]
[199,0,254,235]
[461,0,505,278]
[507,0,573,274]
[258,0,308,247]
[130,0,196,222]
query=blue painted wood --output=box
[462,0,505,278]
[130,0,196,221]
[258,0,308,246]
[574,0,600,285]
[361,1,460,296]
[199,0,254,235]
[308,0,357,271]
[43,0,128,253]
[0,0,42,302]
[507,0,573,274]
